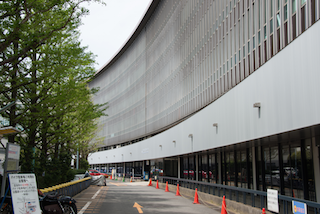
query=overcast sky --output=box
[79,0,152,70]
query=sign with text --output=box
[267,189,279,213]
[6,143,20,171]
[9,174,41,214]
[7,143,20,160]
[292,201,307,214]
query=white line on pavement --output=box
[91,189,101,199]
[78,188,101,214]
[78,201,92,214]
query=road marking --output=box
[92,189,101,199]
[78,188,102,214]
[126,182,148,186]
[133,202,143,213]
[78,201,92,214]
[109,182,127,186]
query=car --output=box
[89,169,109,178]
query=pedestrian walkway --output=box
[74,185,108,214]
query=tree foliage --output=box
[0,0,107,188]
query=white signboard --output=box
[267,189,279,213]
[9,174,41,214]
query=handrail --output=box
[159,176,320,214]
[40,177,91,196]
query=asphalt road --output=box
[73,179,222,214]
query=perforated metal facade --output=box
[89,0,320,147]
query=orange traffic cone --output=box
[165,181,169,192]
[262,208,266,214]
[193,188,200,204]
[110,175,112,180]
[156,180,159,189]
[130,177,133,182]
[175,184,181,196]
[148,178,152,186]
[221,195,227,214]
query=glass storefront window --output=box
[189,155,196,180]
[282,143,303,198]
[264,146,280,191]
[164,157,178,177]
[182,157,188,179]
[117,163,123,175]
[227,152,233,186]
[248,148,253,189]
[134,161,142,177]
[270,146,280,190]
[282,139,316,201]
[236,148,253,189]
[125,162,133,177]
[256,146,263,191]
[108,164,115,174]
[259,131,317,202]
[282,145,293,197]
[237,150,246,188]
[224,151,235,186]
[150,159,163,180]
[304,139,316,201]
[199,154,208,182]
[290,142,304,199]
[209,153,218,183]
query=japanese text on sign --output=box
[9,174,41,214]
[267,189,279,213]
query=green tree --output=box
[0,0,103,141]
[0,0,107,187]
[0,0,103,69]
[21,37,107,185]
[79,158,90,170]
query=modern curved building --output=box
[88,0,320,204]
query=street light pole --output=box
[76,149,79,170]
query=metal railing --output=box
[160,176,320,214]
[40,177,91,197]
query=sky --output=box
[78,0,152,71]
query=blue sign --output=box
[292,201,307,214]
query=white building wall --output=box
[89,20,320,165]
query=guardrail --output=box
[160,176,320,214]
[40,177,91,197]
